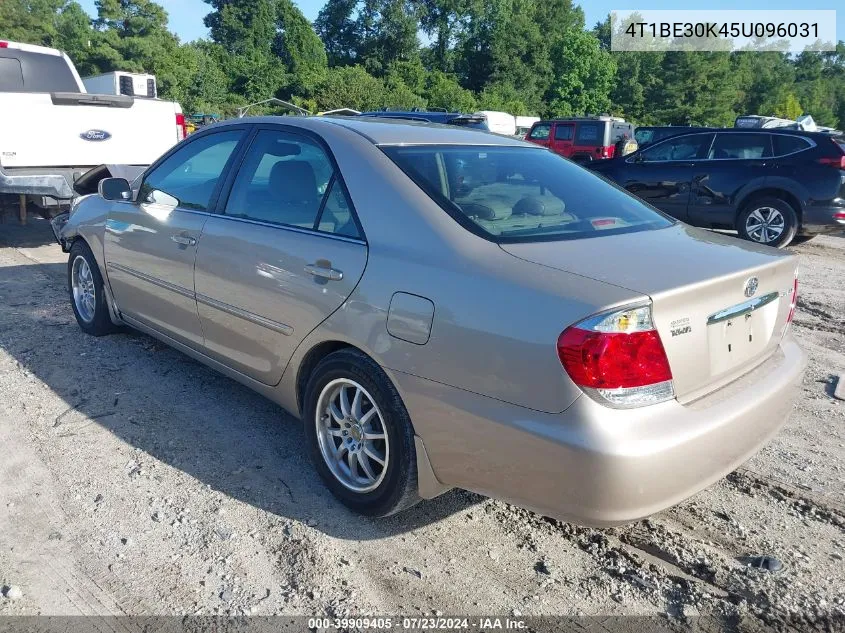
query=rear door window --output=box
[708,133,772,159]
[224,129,360,238]
[638,133,715,162]
[553,125,574,141]
[575,122,603,146]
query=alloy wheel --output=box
[71,256,96,323]
[745,207,785,244]
[315,378,389,493]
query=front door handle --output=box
[304,263,343,281]
[171,234,197,246]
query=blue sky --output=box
[78,0,842,45]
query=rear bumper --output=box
[397,335,806,526]
[0,166,80,199]
[801,201,845,234]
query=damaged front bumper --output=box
[51,212,71,252]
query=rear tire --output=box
[68,240,117,336]
[737,197,798,248]
[303,348,419,517]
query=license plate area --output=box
[707,292,780,375]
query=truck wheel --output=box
[737,197,797,248]
[303,348,420,517]
[68,240,116,336]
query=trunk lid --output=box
[501,224,799,403]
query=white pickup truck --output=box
[0,40,187,218]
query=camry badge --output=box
[80,129,112,142]
[744,277,759,298]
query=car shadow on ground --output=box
[0,257,479,541]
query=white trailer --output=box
[82,71,157,98]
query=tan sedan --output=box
[56,116,806,525]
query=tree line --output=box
[2,0,845,128]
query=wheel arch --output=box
[292,338,450,500]
[737,187,804,225]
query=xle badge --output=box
[670,317,692,337]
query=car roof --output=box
[211,115,532,147]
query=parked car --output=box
[0,40,187,218]
[524,116,634,162]
[634,126,713,149]
[515,115,541,137]
[590,129,845,247]
[55,116,805,526]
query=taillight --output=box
[175,113,187,141]
[0,42,8,48]
[787,276,798,323]
[834,212,845,221]
[557,304,674,408]
[817,156,845,169]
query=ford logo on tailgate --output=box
[80,129,112,142]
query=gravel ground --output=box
[0,217,843,627]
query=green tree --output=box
[652,51,737,126]
[274,0,327,95]
[0,0,64,46]
[545,28,615,117]
[54,2,97,76]
[313,64,385,111]
[423,70,476,111]
[314,0,359,66]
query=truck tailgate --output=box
[0,93,179,168]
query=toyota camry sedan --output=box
[55,116,806,526]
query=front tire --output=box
[737,197,798,248]
[303,349,419,517]
[68,240,116,336]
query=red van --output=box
[525,116,634,163]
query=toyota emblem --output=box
[744,277,759,297]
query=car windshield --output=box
[382,145,673,242]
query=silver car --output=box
[57,117,806,526]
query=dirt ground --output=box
[0,216,843,627]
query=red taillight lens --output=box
[0,42,8,48]
[817,156,845,169]
[557,328,672,389]
[175,113,187,141]
[834,212,845,220]
[787,277,798,323]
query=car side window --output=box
[708,133,772,160]
[554,125,574,141]
[772,135,811,156]
[528,124,550,140]
[575,122,602,146]
[224,129,360,238]
[139,130,243,211]
[638,133,714,162]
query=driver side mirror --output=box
[98,177,132,201]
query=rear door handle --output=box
[304,263,343,281]
[171,235,197,246]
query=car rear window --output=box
[382,145,673,243]
[575,122,604,146]
[0,50,79,93]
